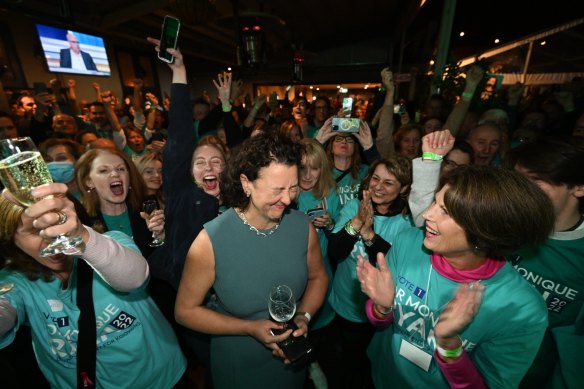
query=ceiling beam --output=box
[100,0,171,29]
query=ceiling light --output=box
[494,38,500,44]
[459,32,465,37]
[540,41,546,46]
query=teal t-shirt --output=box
[368,228,548,389]
[328,198,413,323]
[512,222,584,389]
[333,164,368,207]
[0,231,186,389]
[297,187,342,330]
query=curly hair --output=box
[221,131,301,209]
[360,155,412,216]
[438,165,554,259]
[0,196,53,281]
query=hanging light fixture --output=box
[241,24,262,66]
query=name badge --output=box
[399,339,432,371]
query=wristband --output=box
[252,104,261,111]
[344,220,361,236]
[221,104,232,112]
[461,91,473,100]
[422,152,443,161]
[436,339,463,359]
[296,311,311,323]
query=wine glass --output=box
[0,137,84,257]
[142,199,164,247]
[268,285,296,341]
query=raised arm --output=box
[375,67,396,158]
[443,65,484,136]
[409,129,454,226]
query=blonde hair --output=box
[0,196,53,281]
[299,138,335,199]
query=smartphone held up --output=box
[158,15,181,63]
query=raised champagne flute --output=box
[0,137,84,257]
[268,285,296,345]
[142,199,164,247]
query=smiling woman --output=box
[357,165,555,389]
[74,148,162,258]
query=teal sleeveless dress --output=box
[205,207,309,389]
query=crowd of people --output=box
[0,34,582,389]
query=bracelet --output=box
[326,218,335,231]
[344,220,361,236]
[422,152,443,161]
[221,103,232,112]
[373,303,393,316]
[363,234,377,247]
[436,338,463,359]
[461,91,473,100]
[295,311,311,323]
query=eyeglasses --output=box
[25,103,36,107]
[443,159,460,168]
[333,135,355,143]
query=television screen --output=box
[35,24,111,76]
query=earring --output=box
[245,191,250,198]
[87,187,94,193]
[129,185,132,190]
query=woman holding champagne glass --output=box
[0,182,186,388]
[175,128,328,388]
[74,147,165,258]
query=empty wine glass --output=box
[0,137,84,257]
[268,285,296,340]
[142,199,164,247]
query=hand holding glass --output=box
[0,137,84,256]
[142,199,164,247]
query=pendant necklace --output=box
[235,208,280,237]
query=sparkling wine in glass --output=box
[268,285,296,335]
[0,137,84,257]
[142,199,164,247]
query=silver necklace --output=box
[235,208,280,237]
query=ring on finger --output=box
[56,211,67,225]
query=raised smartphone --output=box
[342,97,353,117]
[158,15,180,63]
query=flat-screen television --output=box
[35,24,112,76]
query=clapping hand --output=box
[356,252,395,309]
[434,282,485,342]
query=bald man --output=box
[59,31,97,71]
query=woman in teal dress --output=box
[175,131,328,389]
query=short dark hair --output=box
[505,139,584,187]
[38,138,85,161]
[447,140,475,164]
[438,165,554,259]
[221,131,301,209]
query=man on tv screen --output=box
[59,31,97,71]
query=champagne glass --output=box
[268,285,296,344]
[0,137,84,257]
[142,199,164,247]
